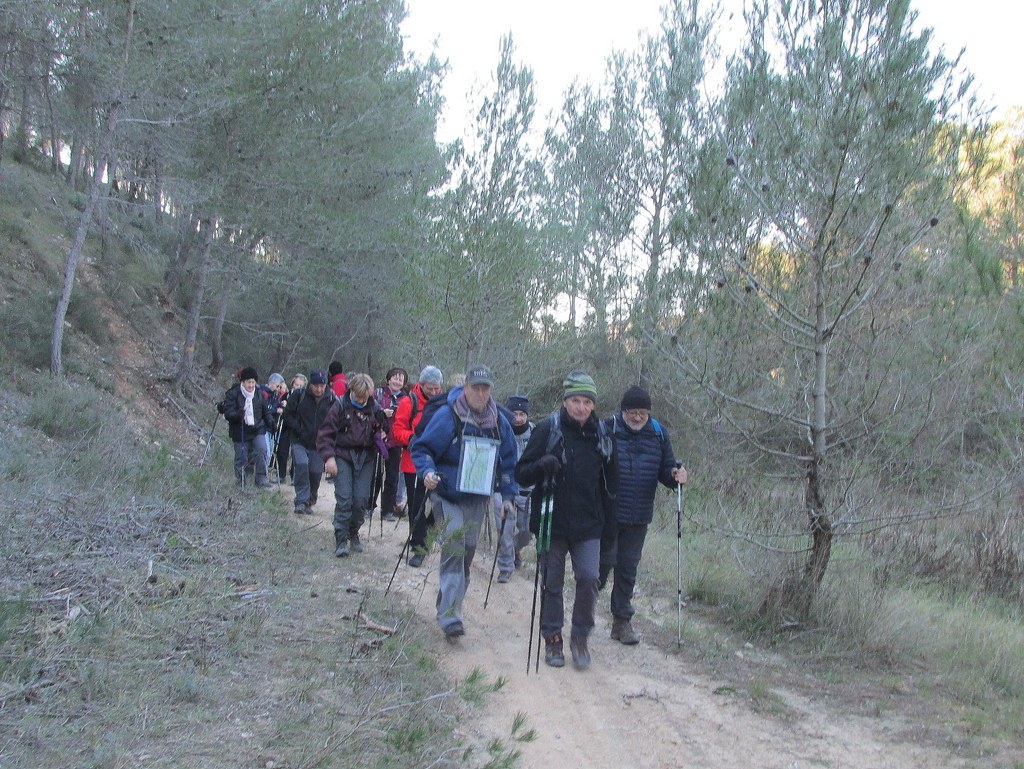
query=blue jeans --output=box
[540,537,600,642]
[332,454,374,542]
[292,444,324,508]
[432,493,489,632]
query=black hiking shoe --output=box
[444,621,465,641]
[570,636,591,670]
[349,535,363,554]
[408,552,425,568]
[544,634,565,668]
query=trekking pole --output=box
[483,504,509,611]
[268,417,284,484]
[526,482,547,675]
[199,409,220,467]
[676,463,685,648]
[527,480,553,675]
[536,485,554,673]
[385,479,428,596]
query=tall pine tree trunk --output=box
[173,217,214,388]
[50,0,136,378]
[209,271,233,378]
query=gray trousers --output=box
[540,537,600,642]
[291,444,324,508]
[234,433,268,482]
[432,493,489,632]
[491,492,532,570]
[332,455,373,542]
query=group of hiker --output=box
[218,361,687,671]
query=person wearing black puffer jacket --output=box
[282,369,336,515]
[222,366,277,489]
[516,371,618,672]
[601,386,687,646]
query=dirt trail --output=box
[295,488,986,769]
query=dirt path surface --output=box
[293,487,1000,769]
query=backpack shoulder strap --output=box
[649,417,664,441]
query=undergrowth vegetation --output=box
[0,376,508,768]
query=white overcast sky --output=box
[402,1,1022,143]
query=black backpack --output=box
[412,391,459,440]
[545,410,614,463]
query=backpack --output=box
[546,410,614,463]
[413,391,460,440]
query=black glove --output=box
[535,454,561,478]
[216,401,226,414]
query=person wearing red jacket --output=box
[328,360,347,398]
[391,365,443,567]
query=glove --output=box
[216,401,226,414]
[501,498,516,521]
[535,454,561,478]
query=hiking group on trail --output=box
[216,361,687,671]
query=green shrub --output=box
[25,381,108,439]
[67,290,109,345]
[0,295,55,369]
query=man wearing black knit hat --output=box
[602,385,687,645]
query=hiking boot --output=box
[293,504,308,515]
[334,541,349,558]
[610,618,640,645]
[544,634,565,668]
[570,636,591,670]
[408,552,425,568]
[349,535,363,554]
[497,570,512,584]
[514,550,522,570]
[255,479,273,489]
[444,621,465,641]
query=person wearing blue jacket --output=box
[602,386,687,646]
[411,364,519,641]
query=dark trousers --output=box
[540,537,600,642]
[403,472,434,551]
[609,523,649,621]
[381,446,403,513]
[276,430,292,481]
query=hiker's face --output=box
[564,395,594,425]
[241,379,257,393]
[465,383,491,412]
[388,372,406,391]
[512,410,529,427]
[421,382,442,398]
[622,408,650,430]
[309,383,326,398]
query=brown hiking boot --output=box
[610,618,639,645]
[544,633,565,668]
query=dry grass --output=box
[0,379,514,769]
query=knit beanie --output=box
[418,365,443,385]
[239,366,258,383]
[506,395,529,414]
[620,386,652,411]
[328,360,345,378]
[562,370,597,402]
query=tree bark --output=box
[164,211,196,297]
[50,0,136,378]
[173,216,214,388]
[209,271,233,378]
